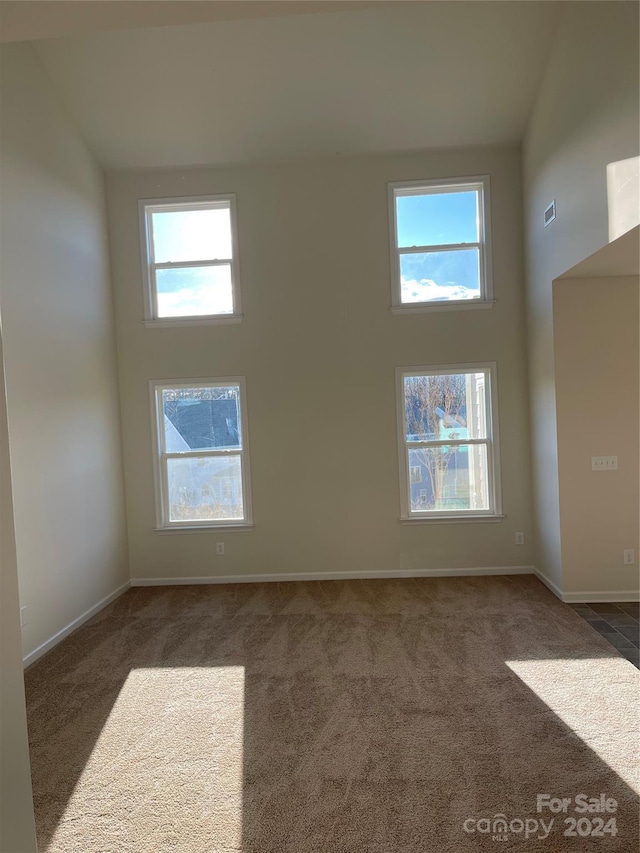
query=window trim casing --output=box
[388,175,494,313]
[395,362,503,523]
[139,194,243,326]
[150,376,253,531]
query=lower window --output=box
[396,363,501,520]
[151,378,253,529]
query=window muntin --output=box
[151,379,252,528]
[140,195,241,321]
[396,364,500,519]
[389,177,492,308]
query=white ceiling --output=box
[30,1,561,170]
[0,1,374,43]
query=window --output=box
[150,378,252,529]
[396,363,502,521]
[140,195,241,325]
[388,176,492,312]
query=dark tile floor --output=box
[569,602,639,669]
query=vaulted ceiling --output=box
[0,1,374,42]
[8,1,561,169]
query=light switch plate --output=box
[591,456,618,471]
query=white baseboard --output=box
[534,567,563,600]
[561,590,640,603]
[19,569,637,670]
[130,566,536,587]
[534,567,639,603]
[23,580,131,669]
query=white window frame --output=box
[150,377,253,531]
[139,194,242,327]
[388,175,494,314]
[395,362,503,523]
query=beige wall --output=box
[0,43,129,660]
[106,146,534,581]
[0,332,37,853]
[523,1,640,593]
[554,276,639,595]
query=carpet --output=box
[25,575,639,852]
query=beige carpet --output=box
[25,575,639,852]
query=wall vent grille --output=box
[544,200,556,227]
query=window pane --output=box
[396,190,478,248]
[400,249,480,303]
[162,386,241,451]
[409,465,422,484]
[167,455,244,522]
[408,444,489,512]
[156,265,233,317]
[404,372,487,441]
[151,206,232,263]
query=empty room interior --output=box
[1,1,639,851]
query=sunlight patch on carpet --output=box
[50,666,245,853]
[506,657,639,792]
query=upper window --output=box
[150,378,252,529]
[139,195,241,324]
[388,176,492,312]
[396,363,502,521]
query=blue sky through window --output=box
[396,188,482,302]
[396,190,478,247]
[149,202,235,316]
[400,250,479,302]
[156,266,233,316]
[152,207,231,263]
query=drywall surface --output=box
[0,331,37,853]
[107,146,534,580]
[32,2,558,170]
[554,277,639,596]
[523,0,640,593]
[0,43,129,659]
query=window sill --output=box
[391,300,495,315]
[154,523,254,534]
[144,314,243,328]
[400,514,505,525]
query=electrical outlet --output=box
[515,532,525,545]
[216,542,224,556]
[623,549,635,565]
[20,606,28,627]
[591,456,618,471]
